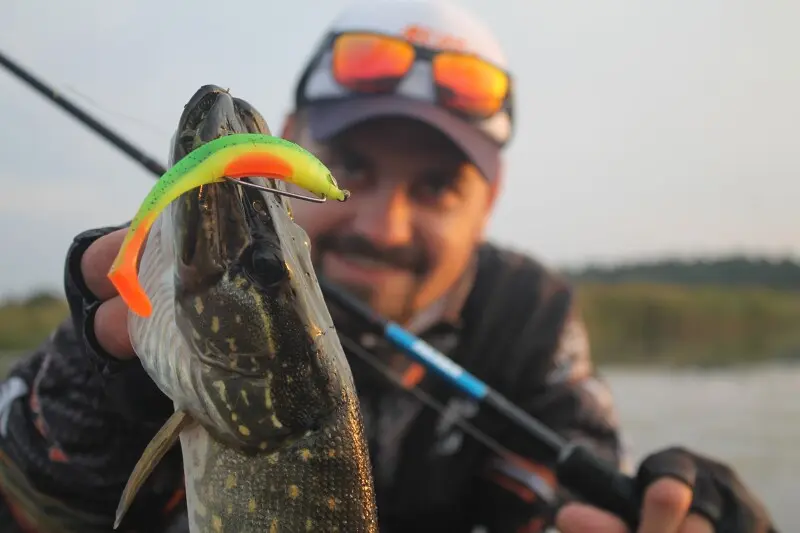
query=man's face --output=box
[285,115,499,324]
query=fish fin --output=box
[113,410,195,530]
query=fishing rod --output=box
[0,51,165,176]
[0,47,642,528]
[324,281,639,525]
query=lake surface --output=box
[602,363,799,531]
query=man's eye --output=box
[343,155,365,174]
[413,173,463,207]
[419,180,448,195]
[331,153,368,186]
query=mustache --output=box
[316,234,429,275]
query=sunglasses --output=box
[296,31,514,122]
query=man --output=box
[0,1,776,532]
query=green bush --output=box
[2,283,799,371]
[0,293,69,352]
[576,283,800,366]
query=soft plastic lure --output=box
[107,132,349,318]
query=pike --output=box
[112,85,378,532]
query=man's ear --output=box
[478,162,504,232]
[281,112,298,140]
[487,161,504,211]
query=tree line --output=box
[565,256,800,291]
[2,256,799,365]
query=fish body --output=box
[116,85,378,532]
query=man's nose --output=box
[351,187,413,247]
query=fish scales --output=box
[180,392,373,533]
[118,85,378,532]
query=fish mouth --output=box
[159,85,347,447]
[172,176,286,298]
[172,84,270,163]
[117,84,375,525]
[168,85,303,365]
[170,85,285,297]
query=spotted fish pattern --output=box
[122,85,378,532]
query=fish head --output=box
[161,85,349,450]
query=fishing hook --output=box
[224,176,327,203]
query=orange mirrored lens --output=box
[433,53,508,118]
[332,34,415,93]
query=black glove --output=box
[637,446,778,533]
[65,224,173,427]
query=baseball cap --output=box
[293,0,513,181]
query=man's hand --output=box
[80,227,137,360]
[555,447,777,533]
[556,478,712,532]
[72,225,173,424]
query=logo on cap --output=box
[401,24,467,52]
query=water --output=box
[603,363,800,531]
[1,351,796,528]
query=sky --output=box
[0,0,798,298]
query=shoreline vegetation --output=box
[1,256,798,375]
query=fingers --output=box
[558,449,717,533]
[81,228,129,300]
[80,227,139,360]
[93,297,135,359]
[638,478,693,533]
[556,485,714,533]
[556,479,705,533]
[677,514,715,533]
[556,502,714,533]
[555,502,628,533]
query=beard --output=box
[312,232,430,325]
[333,275,419,324]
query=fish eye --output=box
[252,199,268,216]
[247,247,287,287]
